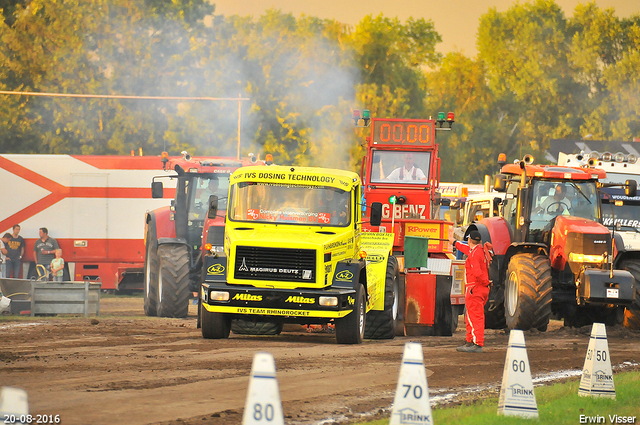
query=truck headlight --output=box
[209,291,230,301]
[204,244,225,254]
[319,296,338,306]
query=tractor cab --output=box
[145,151,257,318]
[495,158,606,245]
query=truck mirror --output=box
[494,174,507,192]
[625,179,637,197]
[207,195,219,219]
[370,202,382,226]
[151,181,163,198]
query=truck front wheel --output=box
[505,253,552,331]
[231,320,283,335]
[143,231,158,317]
[621,261,640,330]
[157,244,191,318]
[364,256,399,339]
[335,284,365,344]
[201,303,231,339]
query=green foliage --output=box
[0,0,639,182]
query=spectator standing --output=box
[0,233,10,278]
[6,224,25,278]
[50,249,65,282]
[34,228,60,278]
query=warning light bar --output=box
[435,112,455,130]
[352,109,372,128]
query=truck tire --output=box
[484,259,506,329]
[201,303,231,339]
[504,253,552,331]
[231,320,283,335]
[432,275,454,336]
[451,305,465,333]
[143,233,158,317]
[156,244,191,318]
[336,284,365,344]
[364,256,399,339]
[621,261,640,330]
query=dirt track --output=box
[2,297,640,425]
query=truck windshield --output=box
[187,175,230,221]
[602,198,640,232]
[228,183,351,226]
[529,180,599,237]
[370,151,431,184]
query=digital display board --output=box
[372,119,434,146]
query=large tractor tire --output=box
[143,231,158,317]
[364,256,399,339]
[156,244,191,318]
[335,284,366,344]
[504,253,552,331]
[201,303,231,339]
[621,261,640,330]
[231,320,283,335]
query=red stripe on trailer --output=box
[0,156,175,231]
[71,155,165,170]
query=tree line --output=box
[1,0,638,182]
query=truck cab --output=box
[199,165,398,344]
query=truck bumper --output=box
[578,269,636,305]
[201,282,357,320]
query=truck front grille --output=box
[234,246,316,283]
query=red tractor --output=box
[470,154,637,330]
[144,151,258,317]
[358,113,461,336]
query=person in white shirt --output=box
[385,153,427,181]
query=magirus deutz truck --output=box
[198,165,398,344]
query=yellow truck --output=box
[198,165,399,344]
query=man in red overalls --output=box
[450,230,490,353]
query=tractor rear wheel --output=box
[143,230,158,317]
[621,261,640,330]
[231,320,283,335]
[156,244,191,318]
[504,253,552,331]
[201,303,231,339]
[364,256,399,339]
[335,284,365,344]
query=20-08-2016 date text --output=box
[3,414,60,424]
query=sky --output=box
[210,0,640,56]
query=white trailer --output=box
[0,154,174,290]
